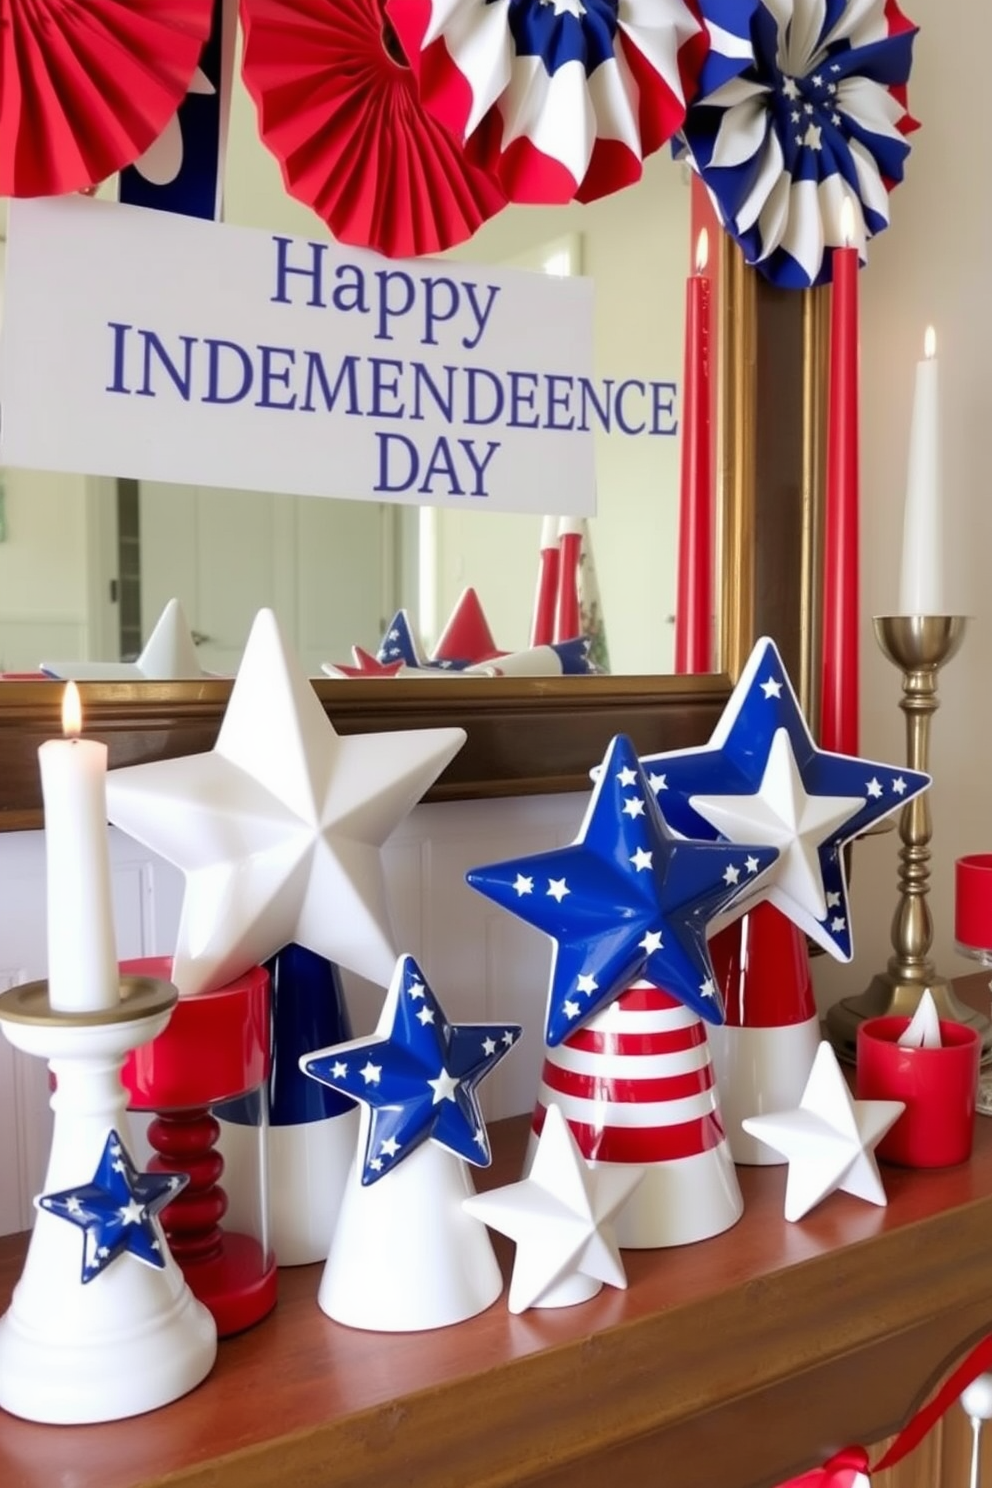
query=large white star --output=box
[463,1104,644,1313]
[742,1043,904,1222]
[689,727,862,930]
[106,609,465,994]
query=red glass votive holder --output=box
[955,854,992,958]
[121,958,277,1336]
[856,1016,980,1168]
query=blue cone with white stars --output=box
[300,954,521,1185]
[636,636,931,962]
[38,1128,186,1285]
[466,734,780,1046]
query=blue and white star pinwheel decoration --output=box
[38,1129,186,1285]
[467,734,779,1045]
[300,954,522,1185]
[681,0,919,286]
[638,636,930,961]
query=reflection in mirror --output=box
[0,89,691,679]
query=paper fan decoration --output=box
[0,0,214,197]
[679,0,919,287]
[239,0,507,258]
[387,0,709,205]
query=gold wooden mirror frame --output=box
[0,244,828,829]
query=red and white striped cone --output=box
[531,981,742,1248]
[707,902,820,1165]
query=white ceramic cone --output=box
[319,1142,503,1331]
[136,598,204,679]
[530,982,743,1249]
[708,1017,821,1165]
[0,1009,216,1424]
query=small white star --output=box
[97,1246,109,1258]
[866,778,883,798]
[563,999,582,1020]
[547,878,570,902]
[892,777,907,795]
[576,973,598,995]
[332,1059,348,1078]
[388,629,399,640]
[361,1060,382,1085]
[428,1068,460,1104]
[723,864,741,885]
[513,874,534,896]
[482,1036,497,1056]
[168,1176,182,1191]
[700,977,716,999]
[761,676,783,698]
[66,1196,83,1216]
[782,76,800,99]
[416,1006,435,1025]
[804,123,822,150]
[474,1127,487,1148]
[639,930,663,955]
[622,796,645,819]
[616,766,638,787]
[406,979,426,1000]
[803,102,814,115]
[830,63,841,72]
[831,111,841,125]
[119,1199,145,1226]
[827,83,837,94]
[539,0,586,16]
[812,72,823,86]
[745,855,761,874]
[381,1136,400,1157]
[827,891,841,908]
[791,109,801,122]
[629,846,653,872]
[501,1030,516,1047]
[112,1160,127,1174]
[830,916,847,933]
[648,771,668,793]
[369,1156,383,1172]
[795,134,803,146]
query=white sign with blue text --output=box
[0,197,618,514]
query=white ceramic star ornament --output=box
[742,1042,904,1222]
[464,1103,645,1312]
[106,608,466,994]
[42,598,207,681]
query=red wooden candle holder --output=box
[121,958,277,1336]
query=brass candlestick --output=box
[826,614,991,1062]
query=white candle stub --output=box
[897,989,942,1049]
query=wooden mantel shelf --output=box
[4,1036,992,1488]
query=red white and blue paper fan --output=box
[0,0,214,197]
[387,0,708,205]
[679,0,919,287]
[239,0,507,258]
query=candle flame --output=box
[695,228,709,275]
[61,680,82,739]
[840,198,855,248]
[924,325,936,359]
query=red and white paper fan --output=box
[239,0,507,258]
[0,0,214,197]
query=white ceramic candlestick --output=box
[39,683,119,1014]
[898,329,943,615]
[0,977,217,1424]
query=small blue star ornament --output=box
[638,636,931,961]
[37,1129,187,1285]
[300,955,522,1185]
[467,734,779,1046]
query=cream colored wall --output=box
[812,0,992,1010]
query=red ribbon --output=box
[776,1333,992,1485]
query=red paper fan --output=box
[0,0,214,197]
[239,0,507,258]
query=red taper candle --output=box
[530,515,560,647]
[674,229,712,674]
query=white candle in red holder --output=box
[898,327,944,615]
[39,682,119,1012]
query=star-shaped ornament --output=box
[463,1103,643,1313]
[742,1042,904,1222]
[42,598,206,681]
[38,1128,186,1284]
[467,735,779,1045]
[637,637,931,961]
[300,954,522,1184]
[106,608,465,994]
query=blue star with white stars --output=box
[503,0,619,80]
[300,954,522,1185]
[376,610,470,672]
[38,1128,186,1285]
[467,733,779,1045]
[636,636,931,961]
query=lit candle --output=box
[674,228,712,674]
[898,327,944,614]
[38,682,119,1013]
[821,198,860,755]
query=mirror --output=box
[0,65,828,824]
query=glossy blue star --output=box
[637,636,931,960]
[300,954,522,1185]
[467,734,779,1046]
[37,1128,186,1285]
